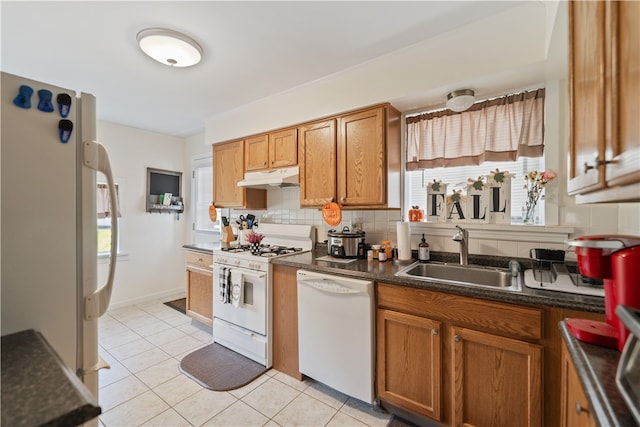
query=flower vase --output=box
[249,243,260,254]
[523,203,537,224]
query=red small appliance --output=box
[566,235,640,351]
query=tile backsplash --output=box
[227,187,639,260]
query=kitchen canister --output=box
[396,221,412,261]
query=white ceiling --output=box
[2,1,556,138]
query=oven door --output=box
[213,265,268,335]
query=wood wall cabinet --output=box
[376,282,543,426]
[298,104,401,209]
[245,128,298,172]
[271,265,302,380]
[213,140,266,209]
[298,119,337,207]
[560,341,596,427]
[185,251,213,326]
[568,0,640,203]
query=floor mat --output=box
[179,343,268,391]
[163,298,186,314]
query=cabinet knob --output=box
[575,401,589,415]
[271,160,274,165]
[341,196,346,203]
[432,329,439,335]
[329,197,335,202]
[454,335,461,343]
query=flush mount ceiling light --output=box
[136,28,202,67]
[446,89,476,112]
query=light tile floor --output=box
[98,298,390,427]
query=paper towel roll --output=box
[396,221,412,260]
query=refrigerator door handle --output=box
[82,140,118,320]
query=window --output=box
[97,182,121,255]
[406,157,545,224]
[405,88,547,224]
[192,156,217,238]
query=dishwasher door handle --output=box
[298,279,361,294]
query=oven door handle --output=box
[214,265,266,280]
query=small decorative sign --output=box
[466,177,490,224]
[487,169,512,224]
[446,189,467,222]
[426,180,447,222]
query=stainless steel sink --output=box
[395,262,521,291]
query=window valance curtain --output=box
[406,88,545,170]
[97,183,121,218]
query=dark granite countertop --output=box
[559,321,637,426]
[272,248,605,313]
[184,241,604,312]
[183,242,218,254]
[1,329,101,427]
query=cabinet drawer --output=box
[377,282,542,341]
[186,251,213,270]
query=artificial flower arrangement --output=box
[247,231,264,244]
[523,169,557,223]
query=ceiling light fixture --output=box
[446,89,476,112]
[136,28,202,67]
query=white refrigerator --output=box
[1,72,118,397]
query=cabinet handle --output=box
[454,335,461,343]
[575,401,589,415]
[583,155,614,174]
[271,160,274,165]
[432,329,439,335]
[341,196,346,203]
[263,161,267,166]
[329,197,335,202]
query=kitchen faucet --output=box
[452,225,469,265]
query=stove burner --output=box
[220,244,303,257]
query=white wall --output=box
[97,121,189,308]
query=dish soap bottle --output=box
[418,234,430,262]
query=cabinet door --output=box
[186,267,213,326]
[560,343,596,427]
[450,327,542,427]
[269,128,298,169]
[377,308,442,420]
[245,134,269,171]
[213,140,244,207]
[606,1,640,188]
[337,107,386,206]
[272,265,301,380]
[568,1,608,195]
[298,119,337,207]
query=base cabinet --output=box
[376,282,543,427]
[185,251,213,326]
[272,265,302,380]
[377,309,442,420]
[450,327,542,427]
[560,342,596,427]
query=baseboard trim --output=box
[108,288,186,311]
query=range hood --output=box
[237,166,300,188]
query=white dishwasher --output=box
[297,270,374,404]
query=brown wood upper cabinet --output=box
[213,140,266,209]
[299,104,401,209]
[245,128,298,172]
[568,1,640,203]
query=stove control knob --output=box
[235,260,241,266]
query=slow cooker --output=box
[327,227,366,258]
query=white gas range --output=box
[212,223,314,367]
